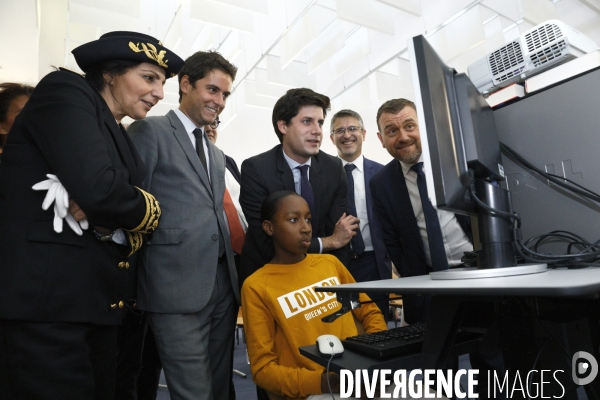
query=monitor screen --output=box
[408,35,505,216]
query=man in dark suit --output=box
[329,109,391,317]
[128,51,239,400]
[239,88,358,286]
[370,98,504,398]
[370,98,473,323]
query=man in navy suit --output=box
[370,98,504,398]
[329,109,391,317]
[370,98,473,323]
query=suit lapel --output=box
[166,111,212,195]
[206,139,223,196]
[275,147,296,192]
[102,108,138,183]
[308,154,322,229]
[391,161,425,254]
[119,124,146,185]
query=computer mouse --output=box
[316,334,344,357]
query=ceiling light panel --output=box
[366,9,423,68]
[425,4,486,61]
[578,0,600,14]
[304,21,346,74]
[69,1,142,31]
[254,69,288,98]
[70,0,141,18]
[191,25,217,52]
[266,55,317,87]
[276,5,336,68]
[163,6,183,50]
[213,0,269,14]
[518,0,558,24]
[420,0,474,32]
[481,0,521,21]
[375,0,422,16]
[243,80,279,109]
[329,28,370,79]
[190,0,255,33]
[335,0,395,35]
[219,32,243,63]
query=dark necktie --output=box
[296,165,316,220]
[344,164,365,256]
[192,128,208,173]
[193,128,223,257]
[410,162,449,271]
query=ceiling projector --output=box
[467,20,598,95]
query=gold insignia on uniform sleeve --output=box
[128,42,169,69]
[125,231,144,257]
[130,187,161,234]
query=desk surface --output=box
[317,268,600,298]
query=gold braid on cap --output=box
[125,231,144,257]
[128,42,169,69]
[130,187,161,234]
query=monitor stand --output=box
[431,179,547,280]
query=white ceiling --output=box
[2,0,600,165]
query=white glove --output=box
[32,174,88,235]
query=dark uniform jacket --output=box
[0,69,159,326]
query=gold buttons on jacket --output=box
[118,261,130,270]
[110,301,125,310]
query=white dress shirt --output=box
[339,155,374,252]
[399,157,473,267]
[282,150,311,195]
[282,150,323,252]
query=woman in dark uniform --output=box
[0,32,183,399]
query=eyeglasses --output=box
[210,118,220,129]
[332,126,362,135]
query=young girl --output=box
[242,190,387,400]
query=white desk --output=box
[323,267,600,298]
[313,267,600,398]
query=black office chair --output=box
[256,386,270,400]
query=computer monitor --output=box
[407,35,546,279]
[408,35,504,214]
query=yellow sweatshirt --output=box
[241,253,387,399]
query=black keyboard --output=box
[342,322,426,360]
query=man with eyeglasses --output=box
[329,109,391,318]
